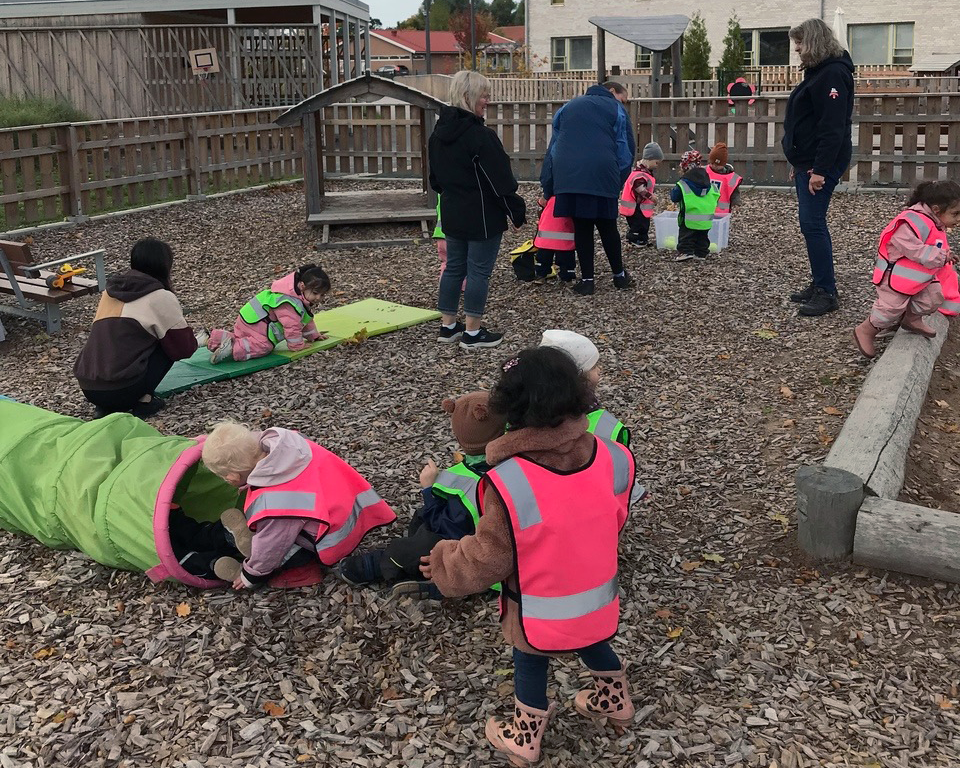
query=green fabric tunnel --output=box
[0,400,241,588]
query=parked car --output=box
[375,65,410,78]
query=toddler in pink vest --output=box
[705,143,742,216]
[620,142,663,246]
[854,180,960,358]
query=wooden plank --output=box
[900,96,919,188]
[853,497,960,584]
[38,127,58,221]
[825,312,947,498]
[19,129,39,224]
[169,116,184,198]
[752,98,769,183]
[855,96,876,186]
[923,95,943,181]
[949,95,960,182]
[0,131,20,229]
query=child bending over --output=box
[207,264,330,364]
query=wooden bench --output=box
[0,240,106,334]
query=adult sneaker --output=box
[798,287,839,316]
[790,282,815,303]
[459,327,503,350]
[572,280,595,295]
[613,270,633,289]
[132,395,165,418]
[437,321,465,343]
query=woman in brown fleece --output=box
[421,346,637,766]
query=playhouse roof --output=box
[910,52,960,73]
[275,71,447,127]
[588,15,690,52]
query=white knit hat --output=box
[539,330,600,373]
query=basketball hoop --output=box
[197,65,212,81]
[189,48,221,81]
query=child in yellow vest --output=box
[671,150,720,262]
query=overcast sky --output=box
[367,0,421,27]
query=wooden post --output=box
[597,28,606,84]
[59,124,83,220]
[795,465,863,561]
[313,110,325,200]
[651,51,663,99]
[671,40,682,97]
[185,116,205,199]
[301,113,322,220]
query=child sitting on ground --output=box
[531,196,577,285]
[191,422,395,589]
[337,391,507,599]
[620,142,663,246]
[421,347,638,765]
[207,264,330,364]
[705,143,742,217]
[854,180,960,358]
[671,150,720,262]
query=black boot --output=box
[572,279,595,296]
[790,282,815,303]
[798,287,839,316]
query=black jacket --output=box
[782,52,854,177]
[428,106,526,241]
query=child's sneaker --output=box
[613,271,632,290]
[213,556,243,582]
[336,552,383,586]
[194,328,210,347]
[220,508,253,557]
[674,253,696,262]
[459,327,503,350]
[438,321,465,344]
[210,338,234,364]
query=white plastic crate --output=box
[652,211,730,252]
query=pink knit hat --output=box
[680,150,703,173]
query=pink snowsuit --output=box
[209,273,322,361]
[870,203,949,330]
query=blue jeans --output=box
[794,166,843,294]
[513,642,621,710]
[438,233,503,319]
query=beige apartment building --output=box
[528,0,960,74]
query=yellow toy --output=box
[45,263,86,290]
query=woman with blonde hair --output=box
[782,18,854,317]
[428,69,526,350]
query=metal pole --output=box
[470,0,476,70]
[425,0,432,74]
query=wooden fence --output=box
[4,94,960,232]
[0,24,350,119]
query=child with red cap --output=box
[705,143,743,216]
[670,149,720,262]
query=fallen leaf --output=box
[494,668,513,676]
[175,603,191,617]
[452,451,465,464]
[342,327,369,345]
[381,687,400,700]
[780,385,794,400]
[678,485,692,496]
[782,418,796,428]
[771,514,790,528]
[716,353,730,360]
[753,329,779,339]
[666,627,684,639]
[296,756,312,764]
[654,608,672,619]
[33,647,56,659]
[941,423,959,433]
[939,698,954,710]
[680,560,703,572]
[936,400,951,409]
[123,714,136,725]
[52,712,67,724]
[823,406,843,416]
[263,702,286,717]
[702,553,726,563]
[262,408,273,418]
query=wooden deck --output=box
[308,190,436,248]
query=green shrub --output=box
[0,96,89,129]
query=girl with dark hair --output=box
[782,18,855,317]
[74,238,198,418]
[854,180,960,358]
[207,264,330,364]
[420,346,638,765]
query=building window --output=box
[635,46,652,69]
[551,36,592,71]
[848,22,914,65]
[741,28,790,66]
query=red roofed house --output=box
[370,28,520,74]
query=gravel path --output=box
[1,181,959,768]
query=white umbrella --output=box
[832,6,847,46]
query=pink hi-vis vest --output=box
[244,441,396,566]
[873,209,952,297]
[481,437,635,653]
[619,169,656,218]
[939,264,960,316]
[534,197,575,251]
[705,166,742,216]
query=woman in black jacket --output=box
[782,18,854,317]
[429,70,526,350]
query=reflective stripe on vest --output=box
[314,488,384,556]
[716,201,731,211]
[493,459,541,529]
[433,466,481,521]
[523,575,619,620]
[537,230,575,241]
[875,209,948,295]
[245,490,317,520]
[940,299,960,315]
[586,410,625,445]
[618,199,637,212]
[891,260,936,285]
[902,210,932,243]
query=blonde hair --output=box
[448,69,491,114]
[789,18,846,68]
[201,421,263,478]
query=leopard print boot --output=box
[573,667,635,724]
[485,698,556,766]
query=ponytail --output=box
[294,263,331,295]
[907,180,960,211]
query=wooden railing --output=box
[4,94,960,231]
